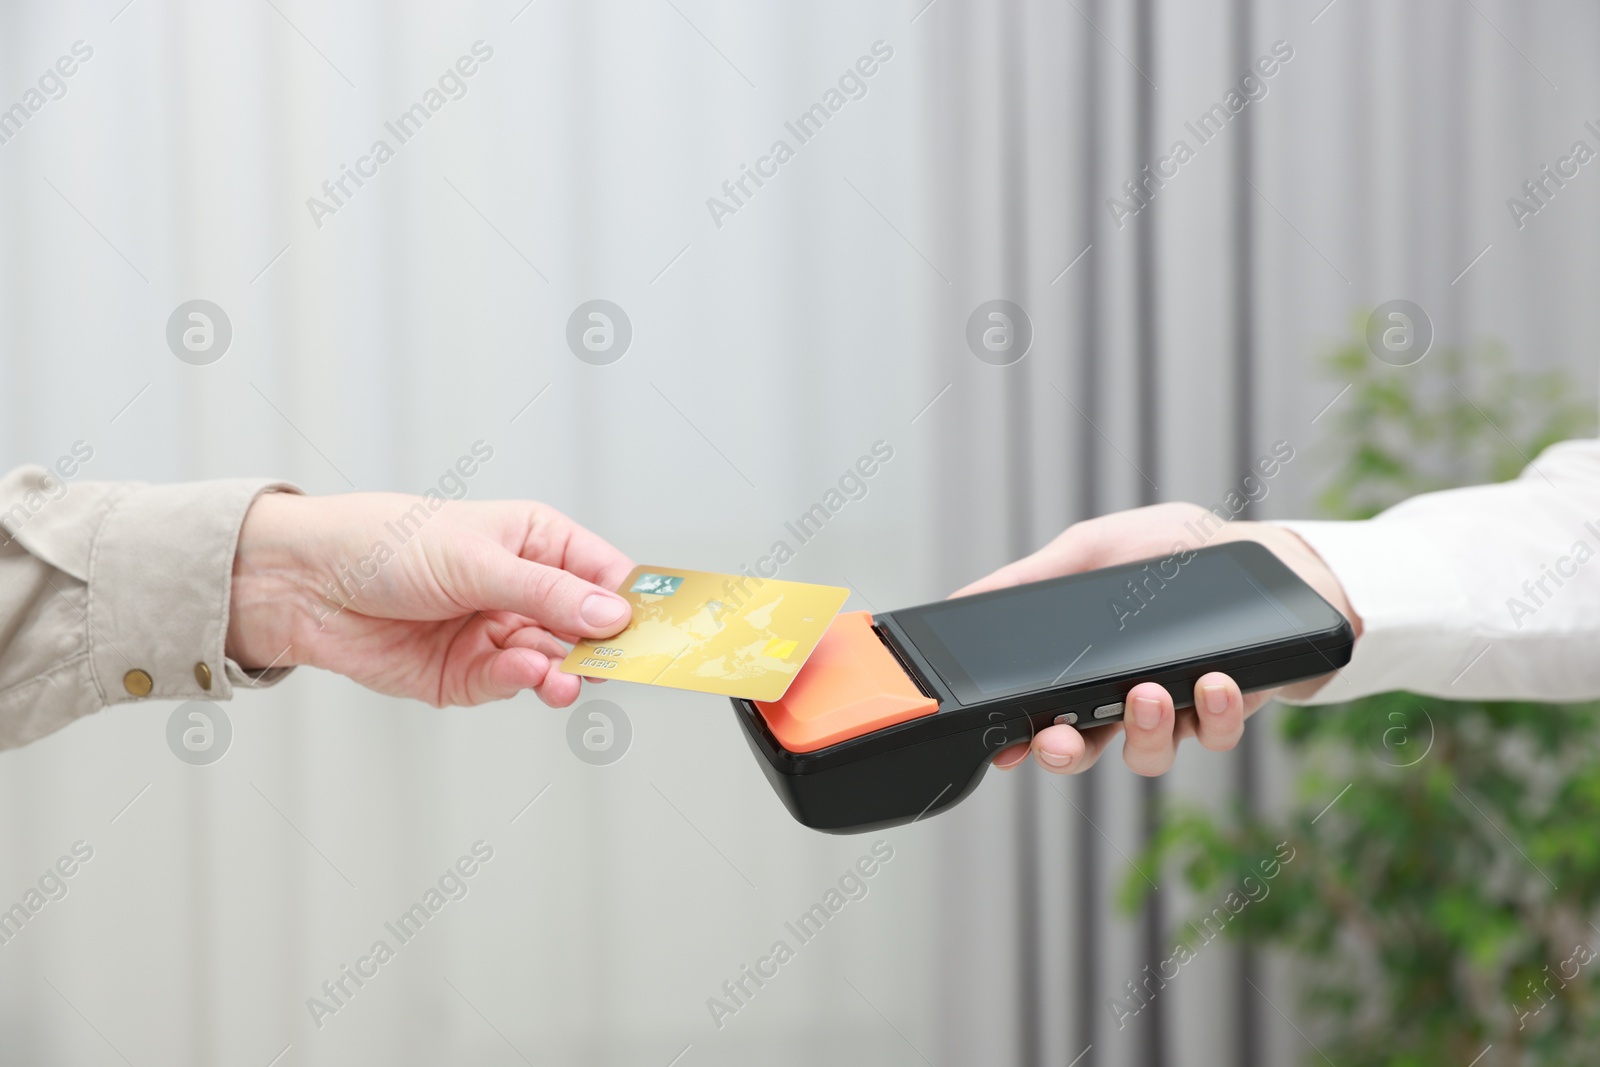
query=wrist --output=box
[226,492,321,669]
[1215,520,1362,639]
[1217,521,1361,703]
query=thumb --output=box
[455,545,632,638]
[951,536,1089,598]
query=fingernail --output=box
[1037,746,1074,769]
[1131,694,1162,730]
[1201,683,1230,715]
[581,594,628,627]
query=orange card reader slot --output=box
[753,611,939,753]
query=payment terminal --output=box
[732,542,1354,833]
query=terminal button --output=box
[1093,701,1124,720]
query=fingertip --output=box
[1127,680,1173,704]
[579,593,631,633]
[509,558,633,641]
[535,668,583,708]
[950,560,1054,600]
[1194,672,1245,752]
[993,741,1030,769]
[1121,683,1178,776]
[491,646,551,697]
[1125,683,1172,733]
[1196,672,1240,715]
[948,577,991,599]
[1033,723,1085,773]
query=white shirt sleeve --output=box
[1272,437,1600,704]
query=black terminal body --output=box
[733,541,1354,833]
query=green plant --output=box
[1127,319,1600,1065]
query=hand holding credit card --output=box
[562,566,850,701]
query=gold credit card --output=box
[561,566,851,701]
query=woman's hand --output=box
[225,492,634,708]
[951,502,1358,777]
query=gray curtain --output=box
[1,1,1595,1064]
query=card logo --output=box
[630,573,683,596]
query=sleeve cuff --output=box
[1270,518,1477,704]
[88,478,301,705]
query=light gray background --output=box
[1,1,1596,1065]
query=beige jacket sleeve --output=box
[0,465,300,750]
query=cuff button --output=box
[194,662,213,690]
[123,669,153,697]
